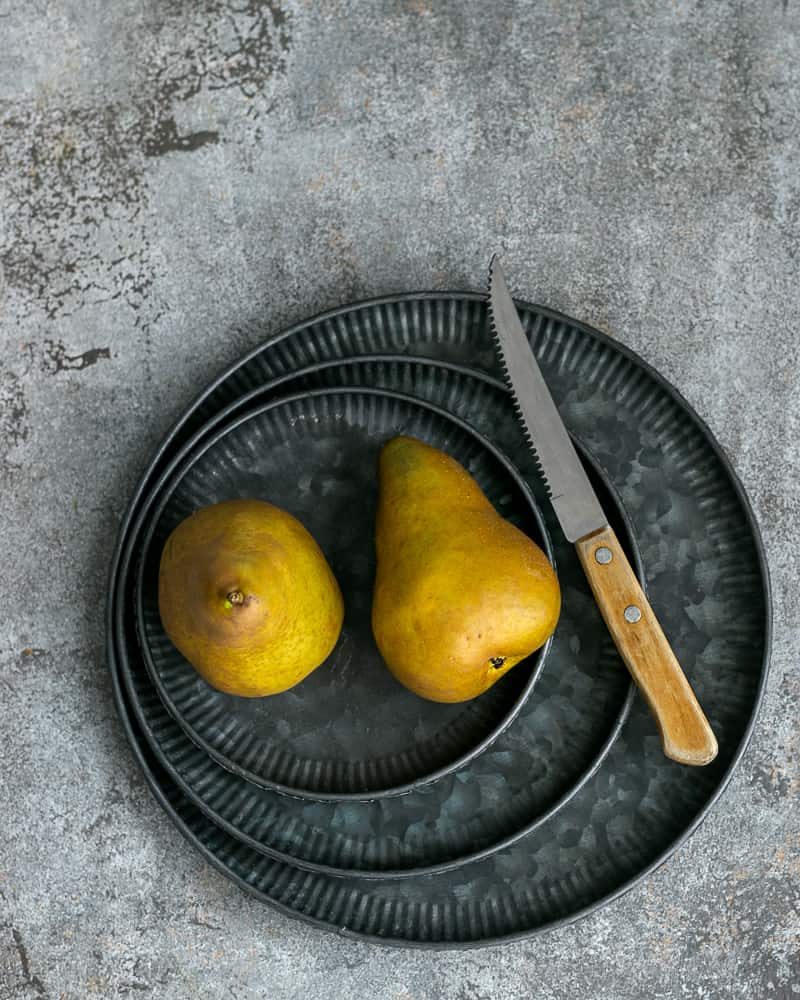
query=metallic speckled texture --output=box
[137,386,553,800]
[1,0,795,994]
[110,296,768,944]
[122,371,639,875]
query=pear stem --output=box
[227,589,245,606]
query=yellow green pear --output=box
[372,436,560,703]
[158,498,344,697]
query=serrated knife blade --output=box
[487,255,718,767]
[488,256,606,542]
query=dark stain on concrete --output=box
[0,0,291,322]
[41,340,112,373]
[142,117,220,157]
[11,927,48,997]
[144,0,291,105]
[0,367,27,476]
[0,105,151,322]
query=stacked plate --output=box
[106,292,771,947]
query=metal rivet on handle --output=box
[595,546,613,564]
[624,605,642,623]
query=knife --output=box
[488,257,718,766]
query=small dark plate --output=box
[120,364,641,875]
[136,386,554,800]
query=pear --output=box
[158,499,343,697]
[372,436,560,703]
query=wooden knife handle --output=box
[575,525,718,766]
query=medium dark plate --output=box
[106,293,771,946]
[136,386,554,800]
[121,365,640,875]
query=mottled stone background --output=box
[0,2,797,997]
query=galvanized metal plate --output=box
[106,294,770,946]
[120,364,639,875]
[135,386,555,799]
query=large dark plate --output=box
[106,293,771,946]
[136,386,554,800]
[121,366,640,875]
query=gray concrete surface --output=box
[0,1,797,997]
